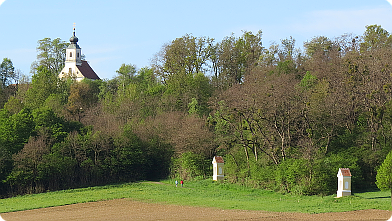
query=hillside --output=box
[0,25,392,196]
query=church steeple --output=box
[65,25,82,65]
[59,24,100,82]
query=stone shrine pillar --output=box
[337,168,352,198]
[212,156,224,181]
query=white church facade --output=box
[59,28,100,81]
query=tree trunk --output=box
[253,143,258,161]
[243,144,250,169]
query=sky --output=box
[0,0,392,80]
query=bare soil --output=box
[1,199,391,221]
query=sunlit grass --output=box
[0,179,390,213]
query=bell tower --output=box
[65,24,82,66]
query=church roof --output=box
[77,61,100,80]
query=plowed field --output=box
[1,199,391,221]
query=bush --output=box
[172,152,211,180]
[308,153,362,195]
[275,158,310,194]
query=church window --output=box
[70,52,72,57]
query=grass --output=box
[0,179,391,213]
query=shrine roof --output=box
[214,156,224,163]
[339,168,352,177]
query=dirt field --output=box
[1,198,391,221]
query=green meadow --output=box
[0,179,391,213]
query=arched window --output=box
[70,52,72,57]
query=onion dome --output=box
[70,28,78,43]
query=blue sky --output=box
[0,0,391,80]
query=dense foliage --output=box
[1,24,392,197]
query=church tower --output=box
[59,26,100,81]
[65,28,82,66]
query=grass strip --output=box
[0,179,391,213]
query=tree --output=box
[24,66,61,109]
[3,96,24,115]
[0,108,35,154]
[7,135,50,194]
[304,36,335,57]
[214,30,263,87]
[66,80,101,121]
[376,151,392,205]
[0,58,20,108]
[153,34,214,81]
[110,127,148,181]
[115,63,137,90]
[31,38,69,74]
[131,67,165,118]
[163,72,212,114]
[360,25,392,52]
[0,107,35,194]
[0,58,16,88]
[279,36,296,61]
[32,107,70,142]
[153,35,215,113]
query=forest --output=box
[0,24,392,197]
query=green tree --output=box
[299,71,317,91]
[164,72,212,114]
[0,108,35,154]
[3,96,24,115]
[360,25,392,52]
[0,58,16,88]
[111,127,148,181]
[115,63,137,90]
[376,151,392,205]
[104,66,163,118]
[31,38,69,74]
[32,107,71,142]
[24,66,62,109]
[215,30,263,86]
[37,150,77,191]
[154,34,214,81]
[174,152,210,179]
[304,36,334,57]
[133,67,165,118]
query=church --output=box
[58,28,100,81]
